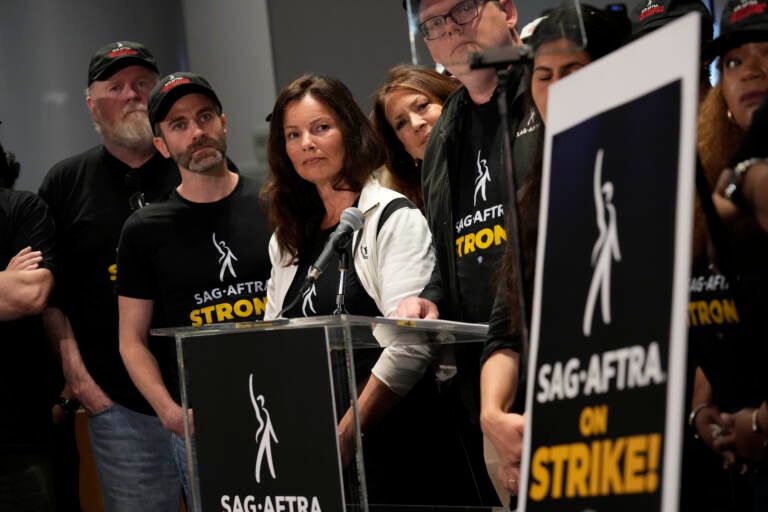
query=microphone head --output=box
[340,207,364,231]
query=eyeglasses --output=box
[125,170,148,211]
[419,0,482,41]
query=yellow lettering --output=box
[723,299,739,323]
[475,228,493,250]
[590,438,601,496]
[623,435,646,493]
[709,300,723,324]
[199,306,215,324]
[190,310,202,327]
[526,434,661,500]
[696,301,711,325]
[456,224,508,259]
[215,302,234,322]
[494,223,507,245]
[550,445,568,499]
[565,443,590,498]
[688,302,698,326]
[579,405,608,437]
[234,299,253,318]
[600,437,625,495]
[646,433,660,492]
[529,447,551,501]
[464,233,476,255]
[252,297,267,317]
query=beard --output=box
[94,108,154,152]
[172,134,227,174]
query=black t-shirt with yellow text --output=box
[39,146,180,415]
[116,175,271,401]
[454,96,508,323]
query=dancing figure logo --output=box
[249,374,278,483]
[212,232,238,281]
[583,149,622,337]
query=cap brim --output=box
[705,28,768,60]
[151,84,221,126]
[91,57,159,84]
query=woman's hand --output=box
[716,407,768,464]
[337,411,356,469]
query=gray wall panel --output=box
[0,0,186,192]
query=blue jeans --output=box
[88,403,181,512]
[172,433,201,512]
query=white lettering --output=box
[536,342,667,403]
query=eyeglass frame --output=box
[418,0,484,41]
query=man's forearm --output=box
[43,307,87,380]
[0,268,53,320]
[120,335,177,419]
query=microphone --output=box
[306,207,364,283]
[469,45,532,70]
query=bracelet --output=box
[724,157,768,214]
[688,402,712,428]
[752,408,764,433]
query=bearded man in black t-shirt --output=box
[116,72,271,511]
[38,41,184,511]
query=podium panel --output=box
[153,315,503,512]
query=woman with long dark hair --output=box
[262,73,478,505]
[371,64,459,208]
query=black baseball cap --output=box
[87,41,158,85]
[630,0,713,44]
[148,72,222,127]
[706,0,768,58]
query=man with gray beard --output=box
[39,41,183,511]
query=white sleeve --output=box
[368,205,438,395]
[264,234,284,321]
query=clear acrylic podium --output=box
[153,315,508,512]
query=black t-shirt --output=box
[453,94,508,323]
[39,146,180,414]
[689,255,767,411]
[281,226,379,319]
[0,189,56,453]
[116,175,272,401]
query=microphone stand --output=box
[334,249,349,315]
[470,45,534,374]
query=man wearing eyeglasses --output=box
[39,41,183,511]
[395,0,542,505]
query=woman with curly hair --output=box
[686,2,768,509]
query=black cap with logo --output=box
[148,72,222,127]
[630,0,714,44]
[87,41,158,85]
[706,0,768,58]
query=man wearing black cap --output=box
[116,72,271,508]
[39,41,182,511]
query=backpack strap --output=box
[376,197,417,236]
